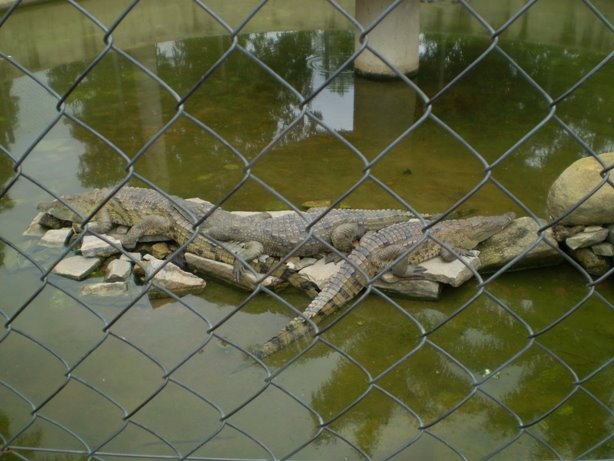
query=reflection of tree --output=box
[303,290,612,459]
[46,60,139,188]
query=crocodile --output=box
[38,187,419,279]
[37,187,258,267]
[200,201,420,278]
[252,212,516,359]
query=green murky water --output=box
[0,1,613,460]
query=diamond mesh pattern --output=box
[0,0,612,460]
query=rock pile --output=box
[547,152,614,276]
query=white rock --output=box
[82,282,128,296]
[144,255,206,296]
[565,228,609,250]
[418,251,481,287]
[105,259,132,282]
[592,242,614,257]
[52,256,101,280]
[80,235,123,258]
[286,257,318,271]
[40,228,72,246]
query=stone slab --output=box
[143,255,207,297]
[39,228,72,246]
[478,217,563,272]
[53,255,101,280]
[374,278,440,301]
[23,212,49,237]
[81,235,123,258]
[82,282,128,296]
[418,251,481,287]
[185,252,284,291]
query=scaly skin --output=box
[37,187,250,265]
[201,203,420,258]
[253,212,516,359]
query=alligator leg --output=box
[74,209,114,234]
[122,215,173,250]
[371,244,426,278]
[232,240,265,281]
[324,223,367,263]
[440,247,474,262]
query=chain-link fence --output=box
[1,0,613,460]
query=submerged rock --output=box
[477,217,562,272]
[23,212,50,237]
[82,282,128,296]
[52,255,101,280]
[547,152,614,225]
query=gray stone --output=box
[82,282,128,296]
[418,251,481,287]
[570,248,611,276]
[105,259,133,282]
[80,235,123,258]
[143,255,207,297]
[592,242,614,257]
[40,228,73,246]
[23,212,48,237]
[285,256,318,271]
[52,256,101,280]
[374,278,440,301]
[546,152,614,225]
[584,225,605,233]
[477,217,563,272]
[565,228,609,250]
[299,257,441,300]
[120,251,141,262]
[185,252,283,292]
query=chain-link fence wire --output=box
[0,0,612,459]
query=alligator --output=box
[200,200,421,277]
[252,212,516,359]
[37,187,259,267]
[38,187,419,279]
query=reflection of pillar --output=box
[354,0,420,78]
[131,46,169,189]
[354,77,417,141]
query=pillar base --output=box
[354,0,420,79]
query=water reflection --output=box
[1,1,613,460]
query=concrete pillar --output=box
[354,0,420,79]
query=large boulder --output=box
[547,152,614,225]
